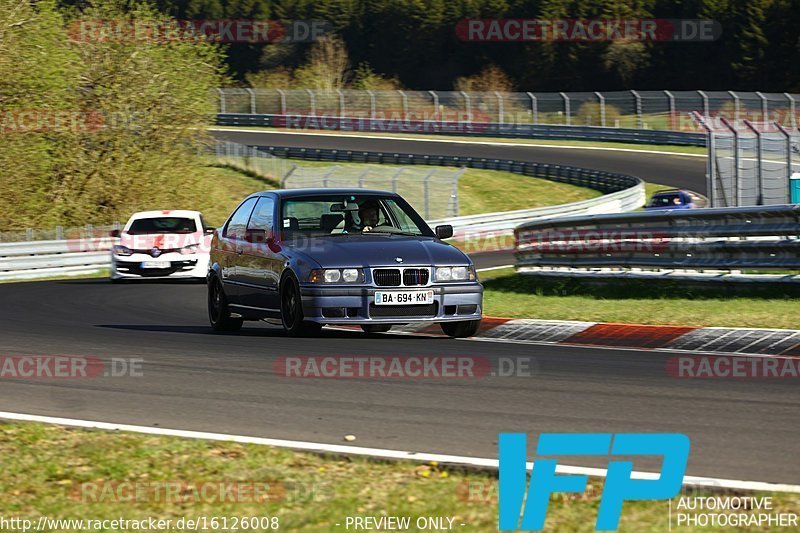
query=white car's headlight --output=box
[309,269,364,283]
[435,266,476,282]
[180,244,199,255]
[112,244,132,256]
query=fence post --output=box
[246,88,256,114]
[526,92,538,125]
[56,226,63,240]
[692,112,716,207]
[775,122,795,203]
[276,89,286,115]
[664,90,676,129]
[390,167,404,193]
[631,90,642,128]
[365,90,376,119]
[306,89,316,116]
[337,89,345,118]
[720,117,740,206]
[594,91,606,126]
[429,90,439,117]
[217,89,226,114]
[756,91,768,122]
[697,90,709,117]
[728,90,739,120]
[742,120,764,205]
[398,90,408,117]
[785,93,797,128]
[495,91,504,124]
[460,91,472,122]
[559,92,570,125]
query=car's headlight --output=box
[180,244,199,255]
[309,268,364,283]
[435,266,476,282]
[112,244,132,256]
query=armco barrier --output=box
[0,238,112,280]
[215,113,707,146]
[515,204,800,282]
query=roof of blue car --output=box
[251,188,397,199]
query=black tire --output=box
[361,324,392,334]
[280,274,321,337]
[440,319,481,338]
[208,276,243,332]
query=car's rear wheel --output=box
[208,277,243,332]
[280,274,322,337]
[441,319,481,338]
[361,324,392,334]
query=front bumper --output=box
[298,282,483,325]
[111,253,209,279]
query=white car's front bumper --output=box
[111,252,209,280]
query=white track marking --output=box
[209,127,706,158]
[476,264,514,272]
[0,411,797,493]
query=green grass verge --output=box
[482,269,800,329]
[280,159,601,216]
[212,126,707,155]
[2,421,796,532]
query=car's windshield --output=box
[649,194,684,207]
[280,195,432,238]
[126,217,197,234]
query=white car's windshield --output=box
[127,217,197,235]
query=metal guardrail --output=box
[515,204,800,282]
[1,146,644,280]
[215,113,707,146]
[0,238,112,280]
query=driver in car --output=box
[358,200,380,232]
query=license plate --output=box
[374,290,434,306]
[141,260,170,269]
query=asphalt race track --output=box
[211,129,707,193]
[0,277,797,485]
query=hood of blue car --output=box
[290,234,471,268]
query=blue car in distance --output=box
[645,189,708,210]
[207,189,483,338]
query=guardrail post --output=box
[775,122,795,203]
[398,90,409,117]
[785,93,797,128]
[756,91,768,122]
[559,92,570,125]
[728,90,740,120]
[460,91,472,122]
[306,89,317,116]
[698,90,709,117]
[429,90,439,116]
[246,88,256,114]
[720,117,741,206]
[526,92,538,125]
[594,91,606,126]
[743,120,764,205]
[495,91,504,125]
[631,90,643,128]
[56,226,63,240]
[217,89,226,114]
[337,89,345,118]
[276,89,286,115]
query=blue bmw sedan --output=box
[207,189,483,337]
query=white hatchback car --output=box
[110,210,213,281]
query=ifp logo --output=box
[499,433,690,531]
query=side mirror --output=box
[109,229,121,238]
[204,226,215,235]
[435,225,453,239]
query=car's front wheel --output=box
[208,277,243,332]
[280,274,322,337]
[441,319,481,338]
